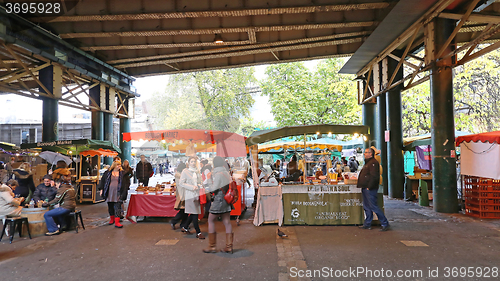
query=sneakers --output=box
[196,233,205,239]
[358,225,371,230]
[380,225,390,232]
[170,223,176,230]
[45,230,60,236]
[181,227,192,234]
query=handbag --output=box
[199,188,207,205]
[224,181,239,205]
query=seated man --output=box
[43,168,76,236]
[33,175,57,203]
[0,182,24,217]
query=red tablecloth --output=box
[126,194,178,221]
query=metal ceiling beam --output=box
[440,12,500,24]
[59,21,377,38]
[32,2,391,23]
[107,31,371,65]
[114,37,364,69]
[81,40,252,51]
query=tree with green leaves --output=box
[149,67,257,132]
[260,59,361,127]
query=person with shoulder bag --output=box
[203,156,236,254]
[179,157,205,239]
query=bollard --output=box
[419,179,429,206]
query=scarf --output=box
[104,170,122,197]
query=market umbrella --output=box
[39,151,73,166]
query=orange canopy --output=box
[80,149,118,157]
[122,129,247,157]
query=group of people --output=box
[170,156,236,253]
[0,158,78,236]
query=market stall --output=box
[247,124,385,226]
[123,129,248,218]
[126,194,177,222]
[78,149,118,203]
[456,131,500,219]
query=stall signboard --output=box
[415,145,432,170]
[282,185,364,225]
[81,183,93,200]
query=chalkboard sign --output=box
[81,183,93,199]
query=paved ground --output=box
[2,179,500,281]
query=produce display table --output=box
[126,194,177,222]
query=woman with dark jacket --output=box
[170,163,188,230]
[13,163,35,203]
[99,160,128,228]
[203,156,234,254]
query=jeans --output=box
[362,188,389,227]
[184,214,201,234]
[44,207,71,232]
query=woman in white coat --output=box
[179,156,205,239]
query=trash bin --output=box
[419,179,429,206]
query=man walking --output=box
[136,155,153,186]
[358,148,390,231]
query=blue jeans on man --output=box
[362,188,389,227]
[44,207,71,232]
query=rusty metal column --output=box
[429,18,458,213]
[376,60,389,195]
[386,54,404,198]
[39,66,59,142]
[89,86,103,140]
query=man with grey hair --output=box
[358,148,390,231]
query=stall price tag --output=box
[451,150,456,158]
[385,130,390,142]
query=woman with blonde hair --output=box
[99,160,128,228]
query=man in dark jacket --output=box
[357,148,389,231]
[33,175,57,203]
[136,155,153,186]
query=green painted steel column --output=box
[120,118,131,164]
[377,93,389,195]
[103,112,114,165]
[386,55,405,198]
[89,86,103,140]
[362,78,377,150]
[39,67,58,141]
[362,103,376,150]
[431,18,458,213]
